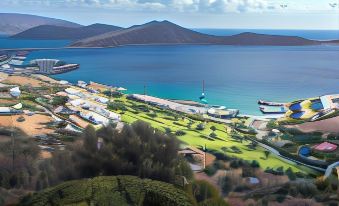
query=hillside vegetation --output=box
[19,176,193,206]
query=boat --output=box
[259,105,287,114]
[199,80,208,104]
[258,100,285,106]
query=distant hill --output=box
[71,20,320,47]
[12,23,123,40]
[0,13,81,35]
[19,176,193,206]
[220,32,319,46]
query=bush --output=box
[175,130,186,136]
[196,123,205,131]
[230,146,242,154]
[146,112,157,118]
[250,160,260,168]
[209,132,217,138]
[20,176,194,206]
[233,185,250,192]
[103,90,123,98]
[285,167,296,181]
[190,180,219,203]
[164,127,171,134]
[314,177,330,191]
[221,176,233,195]
[107,102,127,111]
[276,194,286,203]
[198,198,229,206]
[210,126,217,131]
[51,96,68,106]
[204,165,217,176]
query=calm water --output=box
[24,45,339,115]
[1,30,339,115]
[0,35,70,49]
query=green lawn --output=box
[110,96,314,174]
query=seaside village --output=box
[0,50,338,204]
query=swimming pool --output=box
[290,111,305,119]
[311,100,324,111]
[289,102,302,111]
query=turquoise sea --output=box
[1,30,339,115]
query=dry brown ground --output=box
[32,74,60,84]
[69,114,92,128]
[2,76,47,87]
[0,114,54,136]
[88,82,110,92]
[205,152,216,166]
[0,72,8,81]
[287,116,339,133]
[40,151,52,159]
[0,99,18,105]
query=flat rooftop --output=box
[320,94,339,110]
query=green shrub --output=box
[209,132,217,138]
[20,176,194,206]
[196,123,205,131]
[221,176,233,195]
[204,165,217,176]
[108,102,127,111]
[175,130,186,136]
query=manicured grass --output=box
[111,96,309,173]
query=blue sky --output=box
[1,0,338,29]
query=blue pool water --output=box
[311,100,324,111]
[291,112,305,119]
[290,102,302,111]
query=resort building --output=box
[0,107,23,115]
[261,94,339,122]
[29,59,79,75]
[207,106,239,119]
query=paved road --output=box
[324,161,339,179]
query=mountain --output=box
[0,13,81,35]
[71,20,319,47]
[220,32,319,46]
[11,23,123,40]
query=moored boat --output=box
[258,100,285,106]
[259,105,287,114]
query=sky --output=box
[1,0,338,29]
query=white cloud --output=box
[1,0,336,13]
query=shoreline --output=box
[2,40,339,52]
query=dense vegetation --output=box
[19,176,193,206]
[0,129,40,190]
[39,121,193,187]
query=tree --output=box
[190,180,219,203]
[196,123,205,131]
[264,151,270,159]
[210,126,217,132]
[250,160,260,168]
[51,96,68,106]
[50,121,192,184]
[221,176,233,195]
[209,132,217,139]
[285,167,296,181]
